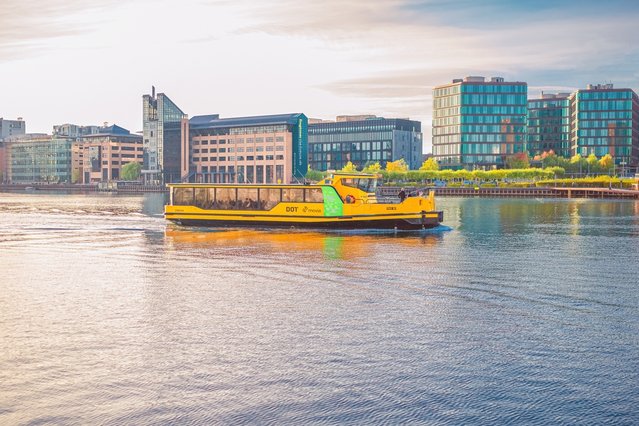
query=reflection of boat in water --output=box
[165,173,443,230]
[165,227,444,260]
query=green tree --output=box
[121,161,142,181]
[385,158,408,173]
[570,154,583,164]
[599,154,614,172]
[568,154,587,174]
[362,161,381,173]
[305,168,325,182]
[419,158,439,171]
[340,161,358,172]
[586,153,602,173]
[71,169,81,184]
[505,152,530,169]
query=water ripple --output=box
[1,193,638,424]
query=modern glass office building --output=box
[142,87,187,184]
[432,76,527,169]
[7,136,73,183]
[188,113,308,184]
[569,84,639,168]
[527,93,571,158]
[308,116,422,171]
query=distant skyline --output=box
[2,0,639,152]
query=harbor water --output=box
[1,192,638,424]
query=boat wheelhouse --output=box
[165,173,443,230]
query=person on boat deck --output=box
[398,188,406,202]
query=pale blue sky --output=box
[1,0,638,151]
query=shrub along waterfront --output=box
[306,152,636,189]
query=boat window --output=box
[339,177,379,193]
[341,178,355,188]
[237,188,259,210]
[305,188,323,203]
[282,188,304,203]
[194,188,207,209]
[206,188,216,209]
[259,188,280,210]
[215,187,236,210]
[173,187,193,206]
[357,179,376,193]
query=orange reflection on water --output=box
[164,227,442,260]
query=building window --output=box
[256,165,264,183]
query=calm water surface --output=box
[1,192,638,424]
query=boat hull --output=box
[166,212,443,230]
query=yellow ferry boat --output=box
[164,173,443,230]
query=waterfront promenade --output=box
[0,183,166,193]
[381,186,639,199]
[3,183,639,199]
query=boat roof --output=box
[329,172,379,178]
[167,183,324,188]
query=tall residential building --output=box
[142,87,187,184]
[72,124,143,183]
[188,113,308,184]
[432,76,528,169]
[308,116,422,171]
[6,135,74,183]
[527,93,571,158]
[0,118,26,140]
[569,84,639,167]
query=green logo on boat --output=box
[321,187,343,217]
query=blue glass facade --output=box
[433,77,527,168]
[308,117,422,171]
[527,95,571,158]
[569,86,639,167]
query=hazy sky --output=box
[2,0,639,151]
